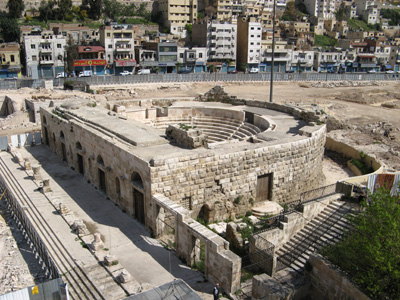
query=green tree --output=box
[335,3,346,21]
[321,186,400,299]
[7,0,25,18]
[103,0,122,20]
[185,23,192,36]
[81,0,103,20]
[39,0,55,22]
[57,0,72,20]
[66,36,79,75]
[282,2,297,21]
[0,16,21,42]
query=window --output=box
[180,53,183,58]
[108,44,112,48]
[10,55,15,62]
[31,44,35,49]
[57,44,62,48]
[107,33,110,37]
[199,53,203,58]
[32,55,37,61]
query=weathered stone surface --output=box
[71,220,89,235]
[91,233,104,251]
[104,255,118,266]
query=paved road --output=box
[14,145,215,299]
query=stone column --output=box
[24,159,32,171]
[42,178,52,193]
[32,165,41,180]
[92,232,104,251]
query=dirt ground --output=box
[0,80,399,296]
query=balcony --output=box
[39,47,52,53]
[39,59,54,65]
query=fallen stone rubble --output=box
[310,81,385,88]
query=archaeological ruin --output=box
[39,86,327,293]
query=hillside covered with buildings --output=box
[1,0,400,78]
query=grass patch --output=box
[347,19,378,31]
[315,34,338,47]
[350,158,373,175]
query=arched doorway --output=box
[76,142,84,174]
[97,155,106,192]
[60,131,67,162]
[132,172,145,224]
[43,116,49,145]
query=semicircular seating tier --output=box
[148,116,262,143]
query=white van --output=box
[249,68,259,74]
[138,69,151,75]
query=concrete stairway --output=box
[275,201,357,273]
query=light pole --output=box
[269,0,276,103]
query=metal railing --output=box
[0,178,60,279]
[252,184,339,236]
[275,201,356,273]
[0,72,399,90]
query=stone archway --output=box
[131,172,145,224]
[76,142,84,175]
[60,131,67,162]
[198,204,211,224]
[97,155,106,192]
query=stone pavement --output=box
[12,145,216,300]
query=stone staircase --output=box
[275,201,358,273]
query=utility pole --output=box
[269,0,276,103]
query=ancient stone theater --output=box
[40,86,326,292]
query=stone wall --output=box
[252,273,310,300]
[153,194,241,295]
[165,124,206,149]
[150,125,326,219]
[307,253,370,300]
[41,108,154,230]
[253,196,333,255]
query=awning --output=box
[385,65,392,69]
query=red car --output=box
[228,70,238,74]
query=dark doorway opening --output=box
[99,168,106,192]
[77,154,84,174]
[256,173,273,202]
[245,111,255,124]
[44,127,49,145]
[61,142,67,162]
[134,189,145,224]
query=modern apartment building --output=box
[177,47,208,72]
[73,46,107,76]
[260,40,289,72]
[288,50,314,72]
[23,32,66,79]
[299,0,336,19]
[158,0,198,37]
[0,43,22,78]
[99,24,136,73]
[192,21,237,72]
[237,17,262,71]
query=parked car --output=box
[385,70,394,74]
[56,72,66,78]
[120,70,133,76]
[137,69,151,75]
[367,69,376,73]
[285,69,294,73]
[249,68,259,73]
[228,69,238,74]
[78,70,92,77]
